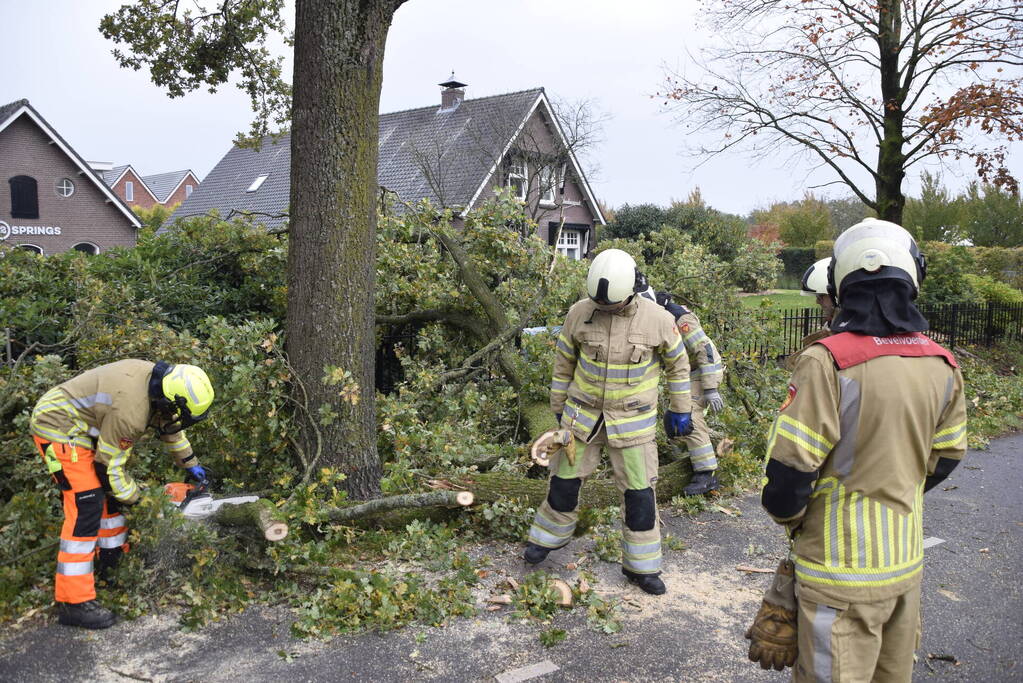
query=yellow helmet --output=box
[149,362,214,434]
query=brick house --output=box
[171,81,605,258]
[0,99,140,255]
[98,165,200,210]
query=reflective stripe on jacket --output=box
[763,335,966,603]
[676,311,723,392]
[550,297,691,448]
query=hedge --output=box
[777,247,817,279]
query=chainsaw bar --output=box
[179,494,260,520]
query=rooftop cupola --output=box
[439,72,467,111]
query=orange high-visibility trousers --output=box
[33,437,129,604]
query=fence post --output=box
[984,303,996,347]
[948,303,959,350]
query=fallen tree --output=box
[324,458,694,529]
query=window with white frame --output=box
[507,158,527,200]
[125,181,134,202]
[56,178,75,198]
[556,229,582,260]
[185,184,194,197]
[539,166,557,206]
[247,174,269,192]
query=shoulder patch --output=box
[679,322,690,334]
[119,438,134,451]
[780,383,797,411]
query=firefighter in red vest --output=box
[747,219,967,681]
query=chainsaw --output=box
[164,475,259,520]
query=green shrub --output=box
[777,247,817,280]
[919,243,982,305]
[962,274,1023,304]
[973,246,1023,289]
[814,240,834,259]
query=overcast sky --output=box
[2,0,1017,217]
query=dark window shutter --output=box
[548,222,559,246]
[10,175,39,219]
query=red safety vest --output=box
[817,332,957,369]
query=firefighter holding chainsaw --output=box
[638,287,724,496]
[30,360,215,629]
[524,249,693,595]
[746,219,967,681]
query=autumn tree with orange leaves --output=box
[662,0,1023,224]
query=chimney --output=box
[438,71,467,111]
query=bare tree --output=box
[662,0,1023,224]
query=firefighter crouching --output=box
[523,249,693,596]
[30,360,215,629]
[639,287,724,496]
[748,219,967,681]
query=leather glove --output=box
[703,388,725,413]
[664,410,693,438]
[745,601,798,670]
[745,559,798,671]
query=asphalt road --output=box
[2,433,1020,682]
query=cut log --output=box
[211,499,289,542]
[324,490,474,522]
[551,578,573,607]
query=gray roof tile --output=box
[102,164,131,185]
[169,88,544,230]
[143,169,194,202]
[0,99,29,127]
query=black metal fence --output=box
[739,302,1023,357]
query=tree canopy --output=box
[663,0,1023,224]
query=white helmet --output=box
[829,218,925,304]
[587,249,638,305]
[800,258,832,297]
[637,285,657,303]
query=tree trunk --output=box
[287,0,405,499]
[323,490,474,521]
[875,0,906,224]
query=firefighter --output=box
[748,219,967,681]
[30,360,215,629]
[638,287,724,495]
[785,257,836,371]
[523,249,693,595]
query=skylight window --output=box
[247,175,269,192]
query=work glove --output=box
[703,388,725,413]
[745,559,798,671]
[664,410,693,438]
[186,465,209,488]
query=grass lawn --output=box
[740,289,814,312]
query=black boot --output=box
[683,470,720,496]
[523,542,564,565]
[622,568,666,595]
[57,600,116,629]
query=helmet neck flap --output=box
[829,277,929,337]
